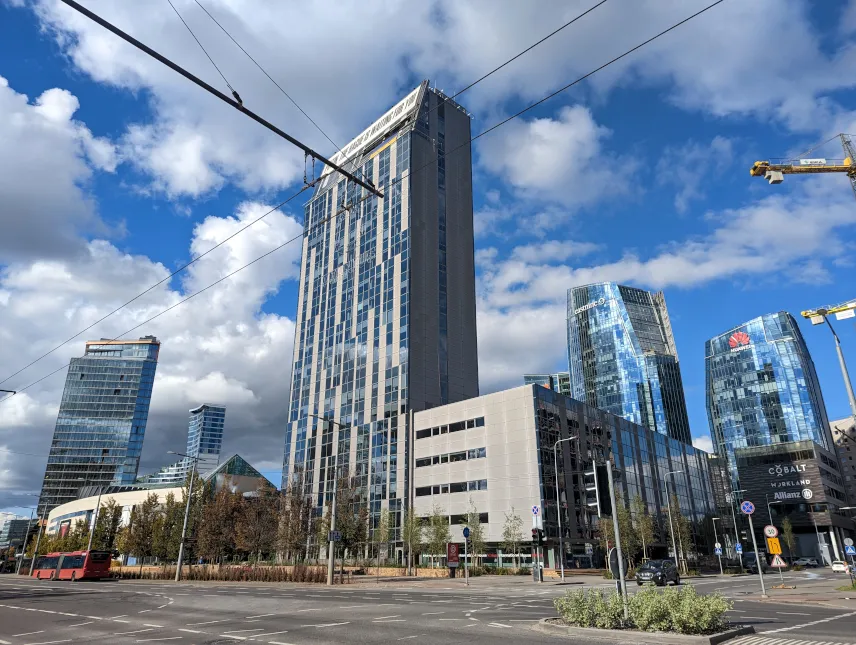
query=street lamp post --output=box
[712,517,723,575]
[663,470,683,572]
[728,488,747,572]
[86,486,105,553]
[841,507,856,578]
[169,451,199,583]
[308,414,345,587]
[15,508,36,575]
[809,310,856,427]
[553,436,578,582]
[765,498,785,584]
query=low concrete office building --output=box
[412,384,715,568]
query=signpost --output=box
[742,501,768,598]
[763,525,778,539]
[328,530,342,542]
[447,543,460,570]
[531,506,542,584]
[735,543,743,554]
[463,527,470,586]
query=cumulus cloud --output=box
[692,435,714,453]
[657,136,734,213]
[0,76,119,262]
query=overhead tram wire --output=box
[166,0,242,104]
[0,187,310,389]
[1,0,727,406]
[0,0,611,385]
[56,0,381,198]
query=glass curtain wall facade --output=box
[282,82,479,542]
[524,372,571,395]
[567,282,692,443]
[37,337,160,516]
[137,403,226,485]
[705,312,834,478]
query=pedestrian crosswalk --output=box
[732,636,856,645]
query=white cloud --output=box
[657,136,734,214]
[511,240,600,264]
[0,196,303,509]
[478,105,631,209]
[0,76,119,262]
[692,435,713,453]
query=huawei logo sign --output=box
[728,331,750,349]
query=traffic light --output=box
[540,529,547,544]
[584,463,612,517]
[531,528,546,543]
[531,528,539,543]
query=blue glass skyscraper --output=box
[37,337,160,515]
[567,283,692,444]
[705,312,833,466]
[282,82,479,541]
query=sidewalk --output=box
[740,574,856,609]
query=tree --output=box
[375,508,390,568]
[197,486,241,564]
[152,493,183,562]
[598,492,639,567]
[91,498,123,552]
[781,516,796,562]
[501,507,524,568]
[669,492,693,574]
[401,506,422,575]
[465,500,486,566]
[278,481,312,562]
[236,485,278,561]
[427,505,450,568]
[126,493,160,573]
[631,495,654,562]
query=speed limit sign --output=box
[763,525,778,538]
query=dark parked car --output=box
[635,560,680,586]
[742,553,770,574]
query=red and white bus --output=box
[31,551,112,581]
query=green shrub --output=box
[686,569,700,577]
[555,586,732,635]
[515,567,531,575]
[792,564,804,571]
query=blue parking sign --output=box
[714,547,722,555]
[846,545,856,556]
[735,543,743,554]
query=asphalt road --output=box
[0,571,852,645]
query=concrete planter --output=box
[534,618,755,644]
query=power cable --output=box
[192,0,338,151]
[165,0,242,104]
[1,0,727,407]
[0,0,609,386]
[0,188,309,389]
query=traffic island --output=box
[543,586,752,643]
[534,619,755,644]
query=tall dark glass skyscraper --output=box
[282,82,479,539]
[705,312,833,464]
[567,282,691,443]
[37,337,160,515]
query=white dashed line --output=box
[12,631,44,637]
[245,613,276,618]
[177,629,203,634]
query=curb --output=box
[533,619,755,644]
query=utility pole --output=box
[663,470,682,572]
[308,414,347,587]
[553,436,577,582]
[605,465,629,620]
[28,508,47,576]
[803,305,856,432]
[712,517,723,575]
[170,451,199,582]
[86,486,104,552]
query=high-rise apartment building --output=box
[567,282,692,443]
[830,417,856,504]
[282,82,479,538]
[706,312,833,460]
[37,337,160,516]
[138,403,226,485]
[523,371,571,395]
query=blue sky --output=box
[1,0,855,514]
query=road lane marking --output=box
[777,612,811,616]
[222,629,264,634]
[135,638,182,643]
[375,619,407,623]
[113,619,131,623]
[113,629,154,636]
[187,619,228,626]
[255,631,289,637]
[68,622,94,627]
[268,642,297,645]
[421,612,444,615]
[0,639,9,644]
[374,615,400,620]
[218,637,247,641]
[177,629,204,634]
[301,622,351,628]
[338,605,364,609]
[12,631,44,637]
[245,613,276,618]
[144,624,164,628]
[294,608,321,612]
[139,609,152,613]
[19,640,71,645]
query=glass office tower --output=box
[282,82,479,540]
[705,312,834,466]
[137,403,226,484]
[567,282,692,443]
[523,372,571,395]
[37,337,160,515]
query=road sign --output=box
[714,541,721,549]
[741,501,755,515]
[447,543,460,568]
[845,538,854,547]
[770,554,787,568]
[607,548,628,579]
[714,547,723,556]
[532,505,540,516]
[584,543,593,555]
[845,545,856,556]
[735,543,743,554]
[328,530,341,542]
[766,537,782,555]
[763,525,778,538]
[463,527,470,539]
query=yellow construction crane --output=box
[801,300,856,323]
[750,133,856,200]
